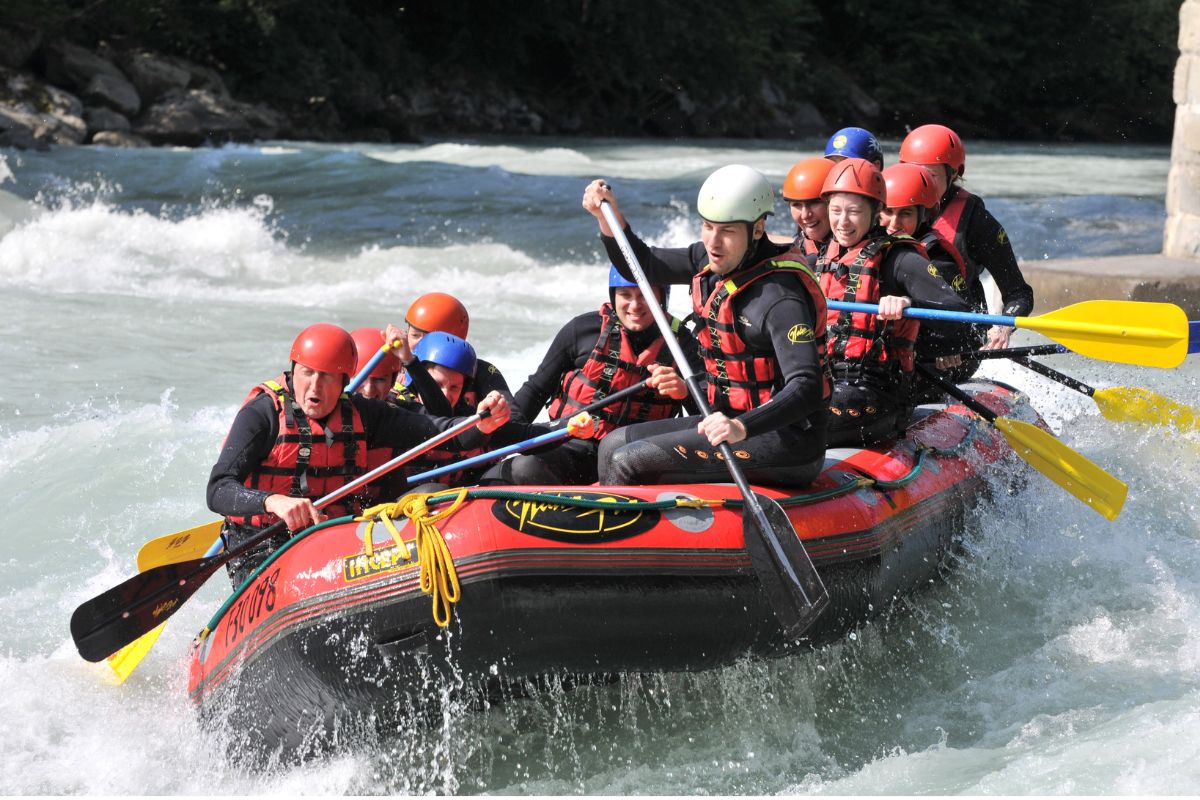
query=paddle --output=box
[925,344,1200,431]
[72,412,487,664]
[1005,356,1199,431]
[827,299,1188,368]
[135,344,403,572]
[600,201,828,639]
[914,364,1127,520]
[404,413,597,484]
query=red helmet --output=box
[290,323,358,379]
[820,158,886,203]
[882,163,940,210]
[405,292,470,339]
[781,157,836,202]
[350,327,401,378]
[899,124,966,177]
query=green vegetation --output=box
[2,0,1179,141]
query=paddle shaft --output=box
[405,377,650,484]
[600,201,826,636]
[71,412,485,662]
[1012,357,1095,397]
[914,364,1002,423]
[348,349,387,394]
[940,344,1068,361]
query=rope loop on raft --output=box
[358,489,470,628]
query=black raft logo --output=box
[490,491,660,544]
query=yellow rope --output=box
[358,490,469,627]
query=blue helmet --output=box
[412,331,477,377]
[607,264,669,306]
[825,127,884,167]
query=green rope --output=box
[204,515,355,631]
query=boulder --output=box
[0,68,86,148]
[84,106,131,133]
[83,71,141,116]
[117,49,191,103]
[0,25,42,69]
[134,88,279,145]
[42,40,127,93]
[91,130,150,148]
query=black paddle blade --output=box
[70,556,222,662]
[742,493,829,640]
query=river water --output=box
[1,137,1197,794]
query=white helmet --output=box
[696,165,775,223]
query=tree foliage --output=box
[0,0,1180,141]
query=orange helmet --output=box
[405,292,470,339]
[820,158,886,204]
[350,327,401,378]
[882,164,940,210]
[781,157,836,202]
[290,323,358,380]
[899,124,966,177]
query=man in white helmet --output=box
[580,166,832,487]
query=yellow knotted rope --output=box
[357,489,470,627]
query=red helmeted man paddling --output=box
[206,323,511,585]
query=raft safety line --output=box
[198,415,982,638]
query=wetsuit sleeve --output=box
[965,202,1035,316]
[206,394,279,518]
[602,226,707,286]
[885,248,975,335]
[733,286,825,437]
[402,359,453,416]
[513,314,597,422]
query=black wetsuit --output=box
[597,229,828,488]
[913,187,1035,393]
[207,389,492,585]
[823,239,973,446]
[479,310,701,485]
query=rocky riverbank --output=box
[0,34,841,150]
[1,37,298,149]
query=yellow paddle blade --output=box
[995,417,1128,521]
[1093,387,1200,431]
[1014,300,1187,369]
[104,623,164,684]
[136,520,222,572]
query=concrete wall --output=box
[1165,0,1200,257]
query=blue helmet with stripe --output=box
[412,331,477,377]
[825,127,884,167]
[608,264,669,306]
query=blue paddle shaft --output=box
[826,299,1014,327]
[347,345,393,394]
[405,427,572,484]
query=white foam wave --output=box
[362,138,1167,197]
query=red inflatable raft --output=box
[187,380,1036,759]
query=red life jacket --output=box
[817,235,923,378]
[227,374,367,529]
[691,247,832,414]
[926,186,982,295]
[796,232,828,262]
[547,302,682,439]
